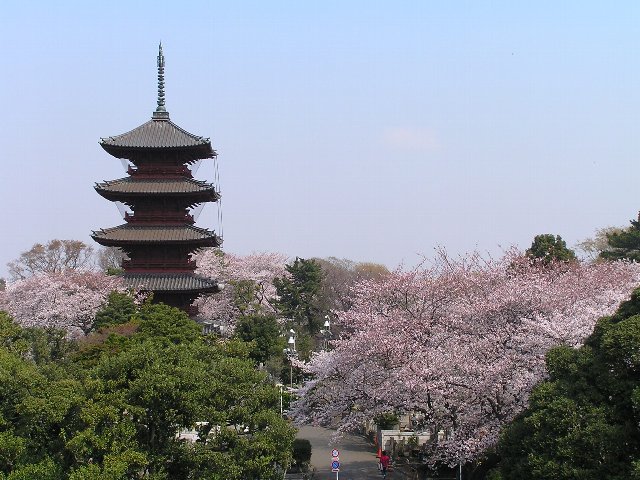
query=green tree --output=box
[497,288,640,479]
[92,291,137,330]
[526,234,577,264]
[0,311,74,364]
[600,213,640,262]
[274,258,325,333]
[234,314,284,364]
[0,303,295,479]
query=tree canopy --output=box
[496,288,640,479]
[314,257,389,312]
[599,213,640,262]
[234,314,284,364]
[293,250,640,466]
[7,240,95,281]
[0,302,295,479]
[274,257,325,333]
[526,234,577,264]
[0,271,125,338]
[194,250,287,329]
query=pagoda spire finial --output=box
[153,42,169,119]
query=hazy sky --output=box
[1,1,639,279]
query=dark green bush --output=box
[292,439,312,467]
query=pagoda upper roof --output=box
[95,177,219,199]
[122,272,221,293]
[100,117,215,159]
[92,224,222,247]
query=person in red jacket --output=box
[379,450,391,477]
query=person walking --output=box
[379,450,391,478]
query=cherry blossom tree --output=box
[0,271,125,338]
[292,250,640,466]
[194,250,288,329]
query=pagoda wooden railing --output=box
[128,165,192,177]
[125,212,195,224]
[123,259,197,271]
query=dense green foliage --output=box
[600,215,640,262]
[0,301,295,479]
[234,314,284,364]
[496,289,640,479]
[92,292,137,330]
[526,234,577,264]
[291,439,312,468]
[274,257,325,333]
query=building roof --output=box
[100,118,215,159]
[99,44,215,161]
[122,272,221,293]
[92,224,222,247]
[95,177,220,200]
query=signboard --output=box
[331,448,340,475]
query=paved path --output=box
[297,426,382,480]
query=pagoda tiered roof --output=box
[122,273,221,293]
[92,224,221,247]
[95,177,219,201]
[100,117,215,160]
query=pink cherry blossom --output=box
[292,249,640,465]
[194,250,288,327]
[0,271,125,338]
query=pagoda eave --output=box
[95,190,220,204]
[92,236,222,249]
[121,272,223,294]
[100,144,215,162]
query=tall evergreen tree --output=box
[600,213,640,262]
[274,258,325,333]
[234,314,284,364]
[526,234,577,264]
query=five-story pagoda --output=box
[92,44,222,313]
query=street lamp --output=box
[284,329,297,388]
[287,329,296,351]
[275,383,284,416]
[320,315,331,350]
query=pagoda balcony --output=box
[125,212,195,224]
[122,259,197,272]
[128,165,192,178]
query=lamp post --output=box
[284,329,297,389]
[320,315,331,350]
[288,329,296,351]
[275,383,284,416]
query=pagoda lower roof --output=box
[92,224,222,247]
[122,272,221,293]
[100,117,215,160]
[95,177,219,199]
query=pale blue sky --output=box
[1,1,639,278]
